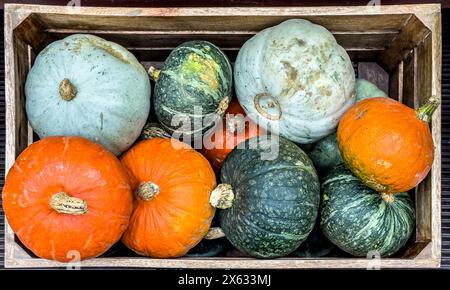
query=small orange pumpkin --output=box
[2,136,133,262]
[201,99,264,171]
[337,97,439,194]
[120,138,229,258]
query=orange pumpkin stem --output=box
[59,78,77,101]
[210,184,234,209]
[148,66,161,82]
[136,181,160,201]
[381,193,395,204]
[416,96,440,123]
[49,192,88,215]
[204,227,226,240]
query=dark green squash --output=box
[308,133,342,173]
[219,136,320,258]
[153,41,232,141]
[320,165,415,257]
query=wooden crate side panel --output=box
[378,15,431,71]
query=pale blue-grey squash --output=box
[355,78,387,102]
[234,19,356,144]
[25,34,151,155]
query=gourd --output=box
[234,19,355,144]
[355,78,387,101]
[120,138,231,258]
[219,136,320,258]
[309,79,387,172]
[200,99,264,171]
[2,136,133,262]
[308,133,342,173]
[25,34,151,155]
[338,97,439,193]
[320,165,415,257]
[151,41,233,141]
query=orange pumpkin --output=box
[121,138,228,258]
[337,97,439,194]
[2,136,133,262]
[201,99,264,171]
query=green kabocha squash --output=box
[25,34,151,155]
[218,136,320,258]
[355,78,387,101]
[234,19,356,144]
[320,165,415,257]
[309,79,387,172]
[152,41,233,141]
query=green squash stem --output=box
[59,78,77,101]
[148,66,161,82]
[137,181,160,201]
[49,192,87,215]
[416,96,440,123]
[204,227,226,240]
[210,184,234,209]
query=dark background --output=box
[0,0,449,269]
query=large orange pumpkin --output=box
[2,136,133,262]
[201,99,264,171]
[337,97,439,194]
[121,138,228,258]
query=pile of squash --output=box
[2,20,439,262]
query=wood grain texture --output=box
[2,3,442,268]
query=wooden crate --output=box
[3,3,442,268]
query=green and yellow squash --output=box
[152,41,233,141]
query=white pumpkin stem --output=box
[137,181,160,201]
[210,184,234,209]
[50,192,87,215]
[59,78,77,101]
[254,93,282,120]
[204,227,226,240]
[148,66,161,81]
[416,96,440,123]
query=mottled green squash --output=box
[25,34,151,155]
[355,78,388,102]
[309,79,387,172]
[154,41,232,140]
[320,165,415,257]
[219,136,320,258]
